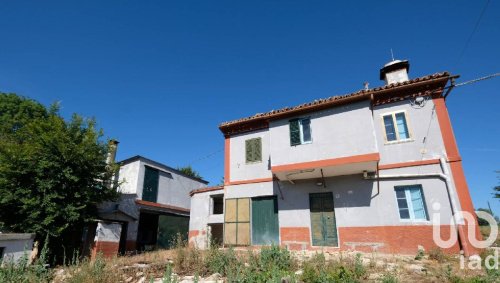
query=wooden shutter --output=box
[245,138,262,163]
[254,138,262,162]
[289,119,301,146]
[224,198,250,246]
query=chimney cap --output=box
[108,139,119,145]
[380,60,410,80]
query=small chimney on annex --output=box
[106,139,119,165]
[380,59,410,85]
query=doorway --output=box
[309,192,338,246]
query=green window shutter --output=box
[254,138,262,162]
[289,119,301,146]
[245,138,262,163]
[245,139,253,162]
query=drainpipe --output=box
[363,157,470,255]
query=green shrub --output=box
[379,272,398,283]
[414,249,425,260]
[300,253,360,283]
[428,248,446,263]
[0,240,52,283]
[172,233,205,275]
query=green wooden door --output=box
[252,196,279,245]
[157,214,189,249]
[143,166,159,202]
[310,193,338,246]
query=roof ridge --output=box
[219,72,450,129]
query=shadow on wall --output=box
[275,174,375,210]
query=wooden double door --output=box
[309,192,338,246]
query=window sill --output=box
[384,139,414,145]
[291,141,312,147]
[245,161,262,165]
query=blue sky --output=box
[0,1,498,214]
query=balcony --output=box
[271,153,379,182]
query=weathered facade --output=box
[189,60,479,255]
[87,155,207,257]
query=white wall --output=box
[277,169,456,230]
[229,129,272,182]
[0,235,34,265]
[373,99,446,165]
[269,100,378,167]
[117,161,141,194]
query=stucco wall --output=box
[269,100,378,167]
[95,222,122,243]
[117,161,141,194]
[189,189,224,249]
[277,170,455,230]
[229,129,272,182]
[373,99,446,165]
[0,236,34,264]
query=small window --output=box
[382,111,411,142]
[395,185,428,221]
[212,195,224,215]
[290,118,312,146]
[245,138,262,163]
[0,247,4,261]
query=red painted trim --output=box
[271,153,380,173]
[135,199,190,213]
[224,137,231,185]
[433,97,479,256]
[226,177,273,186]
[434,98,461,161]
[378,159,440,170]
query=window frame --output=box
[380,110,413,144]
[290,117,312,146]
[394,185,429,222]
[210,194,224,215]
[245,137,262,164]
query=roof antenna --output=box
[390,48,395,61]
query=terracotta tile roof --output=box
[219,72,451,134]
[189,185,224,196]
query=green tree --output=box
[0,93,118,259]
[176,165,203,180]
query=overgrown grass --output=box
[64,254,121,283]
[0,236,52,283]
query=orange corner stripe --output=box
[271,153,380,173]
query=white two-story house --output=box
[189,60,479,255]
[85,148,208,258]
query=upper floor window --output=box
[395,185,428,221]
[211,195,224,215]
[245,137,262,163]
[143,166,159,202]
[382,111,411,142]
[290,118,312,146]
